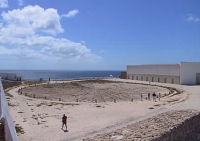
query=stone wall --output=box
[153,112,200,141]
[84,110,199,141]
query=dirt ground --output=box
[22,80,169,102]
[6,79,190,141]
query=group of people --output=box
[140,92,161,102]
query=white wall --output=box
[0,73,22,81]
[180,62,200,85]
[127,64,180,76]
[0,78,18,141]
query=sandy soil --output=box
[21,80,169,102]
[6,79,192,141]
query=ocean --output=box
[0,70,121,80]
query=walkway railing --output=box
[0,77,18,141]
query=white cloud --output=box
[81,40,85,44]
[61,9,79,18]
[1,5,64,35]
[0,46,48,59]
[18,0,23,6]
[0,5,101,62]
[0,0,8,8]
[186,14,200,23]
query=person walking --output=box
[62,114,67,130]
[159,93,161,101]
[140,93,143,101]
[152,92,156,102]
[148,93,150,100]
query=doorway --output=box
[196,73,200,85]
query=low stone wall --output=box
[153,112,200,141]
[84,110,199,141]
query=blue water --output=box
[0,70,121,80]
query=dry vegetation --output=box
[22,80,170,102]
[23,80,47,86]
[2,82,22,90]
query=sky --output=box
[0,0,199,70]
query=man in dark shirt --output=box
[62,114,67,130]
[152,92,156,102]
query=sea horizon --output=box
[0,70,122,80]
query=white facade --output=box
[180,62,200,85]
[126,62,200,85]
[127,64,180,76]
[0,73,22,81]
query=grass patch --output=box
[70,82,82,87]
[2,82,22,90]
[80,79,122,84]
[8,102,16,107]
[167,98,179,103]
[15,125,25,134]
[50,102,80,106]
[24,81,46,85]
[5,92,13,98]
[32,115,38,120]
[154,104,161,107]
[43,84,53,88]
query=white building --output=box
[127,62,200,85]
[0,73,22,81]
